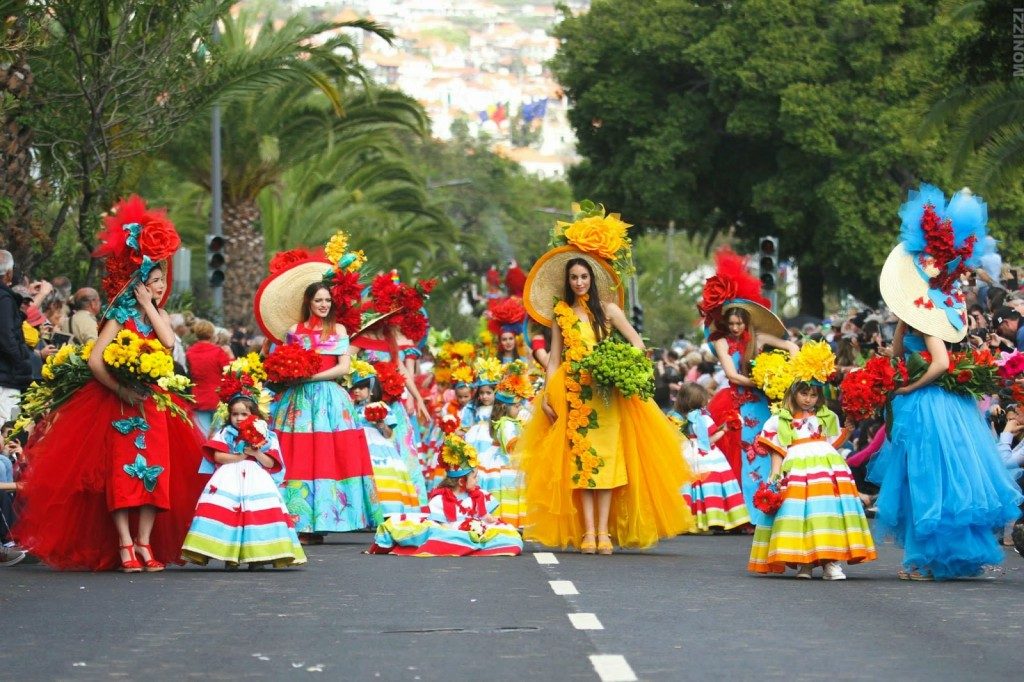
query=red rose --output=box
[698,275,738,317]
[419,279,437,295]
[137,212,181,262]
[269,248,322,275]
[956,370,972,384]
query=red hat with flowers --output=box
[93,195,180,323]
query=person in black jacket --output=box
[0,250,33,423]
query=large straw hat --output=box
[719,298,787,339]
[352,308,402,340]
[253,258,331,344]
[523,245,623,327]
[879,243,966,343]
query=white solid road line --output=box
[548,580,579,595]
[568,612,603,630]
[589,655,638,682]
[533,552,559,564]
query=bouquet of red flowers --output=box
[909,349,1000,398]
[752,480,784,516]
[363,401,389,423]
[264,343,321,385]
[839,355,908,422]
[237,414,269,450]
[373,362,406,403]
[438,413,460,435]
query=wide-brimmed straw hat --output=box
[879,243,967,343]
[253,258,331,344]
[720,298,787,339]
[523,245,623,327]
[352,308,402,340]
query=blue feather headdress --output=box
[881,184,993,341]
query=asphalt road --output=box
[1,533,1021,681]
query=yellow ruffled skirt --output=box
[515,365,694,549]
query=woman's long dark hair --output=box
[300,283,336,341]
[723,306,756,370]
[564,257,608,341]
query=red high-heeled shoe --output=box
[133,542,165,572]
[119,544,142,573]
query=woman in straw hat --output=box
[254,233,379,543]
[518,201,693,555]
[868,184,1021,580]
[14,196,206,571]
[699,247,798,530]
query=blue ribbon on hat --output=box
[122,223,142,250]
[446,468,473,478]
[911,257,966,331]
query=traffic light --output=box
[631,304,644,334]
[758,236,779,291]
[206,235,226,287]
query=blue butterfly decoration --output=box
[123,454,164,493]
[112,416,149,435]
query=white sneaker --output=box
[795,565,813,579]
[822,562,847,581]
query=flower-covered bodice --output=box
[286,323,348,373]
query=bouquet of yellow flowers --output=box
[102,329,193,419]
[750,350,795,402]
[12,341,95,435]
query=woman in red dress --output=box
[14,196,205,571]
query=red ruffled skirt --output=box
[13,382,207,571]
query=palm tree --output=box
[3,0,395,276]
[258,131,468,271]
[0,0,39,266]
[163,10,425,325]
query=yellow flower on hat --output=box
[562,213,631,260]
[790,340,836,384]
[451,364,475,385]
[324,231,350,266]
[474,356,502,384]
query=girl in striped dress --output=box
[747,381,876,579]
[672,383,750,533]
[181,393,306,569]
[348,361,422,517]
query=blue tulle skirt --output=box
[868,385,1022,579]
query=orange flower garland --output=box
[554,301,603,488]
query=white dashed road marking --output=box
[534,552,559,564]
[568,612,603,630]
[589,655,638,682]
[548,580,578,595]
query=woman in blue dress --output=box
[700,248,797,528]
[871,184,1022,580]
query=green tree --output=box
[551,0,967,316]
[6,1,382,276]
[161,11,434,325]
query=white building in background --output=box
[272,0,586,176]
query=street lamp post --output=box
[210,20,223,324]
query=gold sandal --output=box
[597,533,613,555]
[580,532,597,554]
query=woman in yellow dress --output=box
[519,202,693,554]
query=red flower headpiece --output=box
[93,195,181,300]
[919,204,976,294]
[699,247,769,338]
[487,296,527,335]
[217,372,257,404]
[268,247,325,276]
[366,270,434,342]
